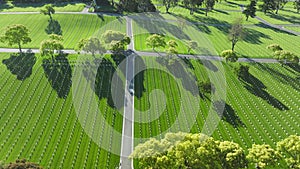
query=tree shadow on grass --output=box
[214,100,245,128]
[254,22,297,36]
[130,13,191,40]
[45,19,62,35]
[156,56,199,96]
[82,57,124,109]
[42,53,72,98]
[240,70,289,111]
[2,51,36,80]
[243,27,271,44]
[134,55,146,99]
[267,12,300,25]
[254,62,300,92]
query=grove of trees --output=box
[131,132,300,169]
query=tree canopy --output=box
[0,24,31,54]
[146,34,166,51]
[277,135,300,169]
[40,4,55,21]
[228,17,244,51]
[40,34,64,62]
[243,0,257,21]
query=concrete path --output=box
[119,52,135,169]
[0,48,279,63]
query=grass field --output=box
[0,14,125,49]
[0,52,125,168]
[132,13,300,57]
[133,56,300,168]
[0,2,86,12]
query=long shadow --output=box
[243,27,271,44]
[255,62,300,92]
[214,100,245,128]
[45,19,62,35]
[42,53,72,99]
[134,55,146,99]
[267,12,300,25]
[156,57,199,96]
[255,22,297,36]
[287,64,300,73]
[2,51,36,80]
[83,57,124,109]
[130,13,191,40]
[240,70,289,110]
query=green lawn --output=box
[0,2,86,12]
[0,14,126,49]
[256,9,300,25]
[133,56,300,168]
[132,14,300,57]
[0,52,124,168]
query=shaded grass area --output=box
[0,53,123,168]
[0,14,125,49]
[0,2,86,12]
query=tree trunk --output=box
[51,54,54,63]
[49,14,52,21]
[231,42,235,51]
[275,7,279,14]
[246,15,249,21]
[166,6,169,13]
[205,8,208,16]
[18,43,22,54]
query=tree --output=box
[274,0,287,14]
[295,0,300,13]
[247,144,281,169]
[274,50,299,65]
[267,43,283,52]
[220,50,238,62]
[40,34,64,62]
[204,0,215,16]
[219,141,248,169]
[228,18,244,51]
[0,24,31,54]
[277,135,300,169]
[234,64,250,79]
[187,40,198,54]
[76,37,106,57]
[146,34,166,51]
[40,4,55,21]
[4,159,43,169]
[198,80,213,94]
[130,132,247,169]
[161,0,178,13]
[260,0,275,14]
[243,0,257,21]
[183,0,203,15]
[101,30,130,53]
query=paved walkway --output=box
[119,16,135,169]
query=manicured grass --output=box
[0,14,126,49]
[0,2,86,12]
[132,14,300,57]
[0,52,123,168]
[256,9,300,25]
[133,56,300,168]
[284,26,300,32]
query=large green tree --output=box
[204,0,215,16]
[76,37,106,57]
[0,24,31,54]
[40,34,64,62]
[277,135,300,169]
[146,34,166,51]
[101,30,130,54]
[40,4,55,21]
[220,49,238,62]
[247,144,281,169]
[161,0,178,13]
[228,17,244,51]
[260,0,276,14]
[183,0,203,15]
[243,0,257,21]
[274,0,288,14]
